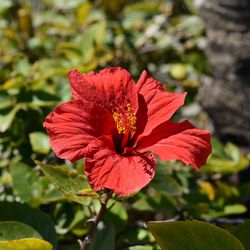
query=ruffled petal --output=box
[84,136,157,196]
[135,70,186,140]
[136,120,211,170]
[43,100,115,162]
[68,67,138,112]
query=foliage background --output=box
[0,0,250,249]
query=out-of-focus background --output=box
[0,0,250,249]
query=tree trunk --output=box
[198,0,250,147]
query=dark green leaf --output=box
[232,220,250,250]
[147,220,245,250]
[89,224,115,250]
[0,202,57,248]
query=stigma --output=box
[111,96,136,134]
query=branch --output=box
[79,190,113,250]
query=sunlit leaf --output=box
[29,132,50,154]
[35,161,91,205]
[202,204,247,218]
[0,238,52,250]
[0,91,12,109]
[0,221,41,241]
[75,1,92,26]
[169,63,188,80]
[198,181,216,201]
[0,105,22,132]
[129,246,154,250]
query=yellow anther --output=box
[112,102,136,134]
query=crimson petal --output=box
[68,67,138,112]
[43,100,115,162]
[135,70,186,141]
[84,136,157,196]
[136,120,211,169]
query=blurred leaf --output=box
[225,143,241,162]
[169,63,188,80]
[18,9,33,37]
[0,91,12,109]
[0,221,41,240]
[210,138,227,158]
[1,77,23,90]
[89,223,115,250]
[0,202,57,248]
[75,1,92,26]
[232,220,250,250]
[35,161,91,205]
[129,246,154,250]
[14,58,31,77]
[216,181,239,198]
[29,132,50,154]
[152,173,183,196]
[147,220,245,250]
[0,105,22,132]
[10,162,44,207]
[202,142,249,174]
[132,194,176,212]
[198,181,216,201]
[202,204,247,218]
[202,157,249,174]
[105,202,128,231]
[0,238,52,250]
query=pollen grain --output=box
[112,101,136,134]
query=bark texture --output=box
[199,0,250,147]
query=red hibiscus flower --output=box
[43,67,211,196]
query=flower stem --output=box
[79,190,113,250]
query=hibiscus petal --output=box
[84,136,157,196]
[136,120,211,170]
[135,70,186,139]
[43,100,115,162]
[68,67,138,112]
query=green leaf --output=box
[89,224,115,250]
[0,238,53,250]
[202,204,247,218]
[0,221,41,241]
[75,1,92,26]
[0,91,12,109]
[202,142,249,174]
[129,246,154,250]
[29,132,50,154]
[0,105,21,132]
[232,220,250,250]
[0,202,57,248]
[147,220,245,250]
[35,161,91,205]
[105,202,128,231]
[152,174,183,196]
[132,194,176,212]
[10,163,44,207]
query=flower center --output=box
[111,96,136,134]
